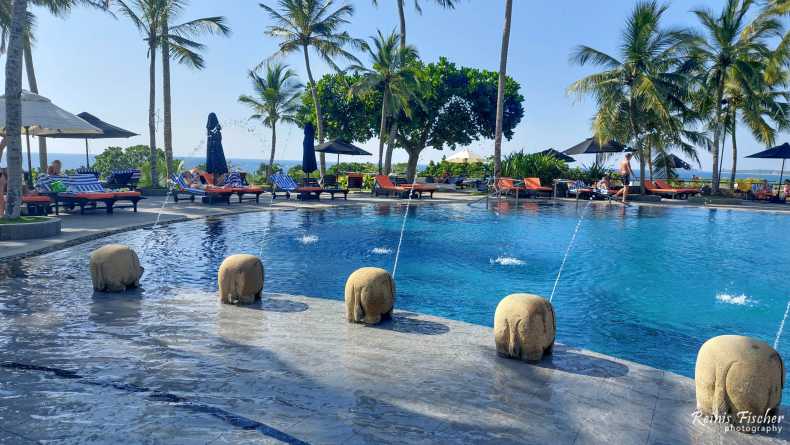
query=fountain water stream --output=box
[391,171,420,279]
[774,300,790,349]
[549,199,593,303]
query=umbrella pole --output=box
[780,159,786,193]
[24,127,32,187]
[85,138,90,168]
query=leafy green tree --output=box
[349,30,420,174]
[239,63,302,179]
[92,145,150,177]
[159,0,230,179]
[396,58,524,180]
[568,0,696,193]
[690,0,782,193]
[296,72,379,143]
[259,0,362,176]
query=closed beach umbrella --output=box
[446,148,483,163]
[0,91,101,181]
[205,112,228,180]
[563,137,627,155]
[44,112,138,168]
[538,148,575,163]
[302,123,317,177]
[747,142,790,184]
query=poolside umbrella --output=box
[747,142,790,185]
[0,91,101,184]
[302,122,317,178]
[314,138,372,166]
[446,148,483,163]
[43,112,138,168]
[538,148,575,163]
[563,137,627,155]
[206,112,228,180]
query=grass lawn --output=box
[0,216,50,225]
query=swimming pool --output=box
[3,201,789,398]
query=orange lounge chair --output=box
[645,180,698,199]
[523,177,553,196]
[405,182,436,199]
[374,175,411,198]
[20,194,54,216]
[496,178,526,197]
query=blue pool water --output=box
[5,201,790,398]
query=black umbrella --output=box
[206,112,228,180]
[42,112,137,168]
[747,142,790,184]
[538,148,575,163]
[563,137,627,155]
[302,123,317,177]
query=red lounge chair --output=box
[406,182,437,199]
[496,178,526,197]
[374,175,411,198]
[523,177,553,196]
[21,194,54,216]
[645,180,698,200]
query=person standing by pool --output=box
[619,153,634,203]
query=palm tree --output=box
[493,0,512,178]
[3,0,27,219]
[238,63,302,179]
[0,0,109,172]
[568,1,696,193]
[159,0,229,179]
[371,0,458,173]
[259,0,361,177]
[118,0,165,187]
[690,0,782,193]
[349,30,419,175]
[721,74,789,188]
[371,0,457,50]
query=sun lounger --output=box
[20,194,54,216]
[320,175,349,200]
[224,172,265,203]
[60,174,144,214]
[170,173,233,204]
[104,168,141,191]
[270,173,322,200]
[567,180,594,199]
[523,177,553,197]
[495,177,526,197]
[374,175,414,198]
[645,180,699,200]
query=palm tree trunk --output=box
[148,27,159,188]
[268,124,277,179]
[397,0,406,49]
[303,44,325,177]
[384,122,396,174]
[729,119,737,190]
[4,0,27,219]
[23,37,47,173]
[377,92,389,174]
[627,95,644,194]
[161,15,174,180]
[648,148,653,181]
[711,82,724,194]
[493,0,513,179]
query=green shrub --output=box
[327,162,377,175]
[420,160,487,178]
[500,151,568,185]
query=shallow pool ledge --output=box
[197,294,790,443]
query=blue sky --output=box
[8,0,786,171]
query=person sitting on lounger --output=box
[784,180,790,199]
[47,160,62,176]
[185,169,205,189]
[596,175,611,193]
